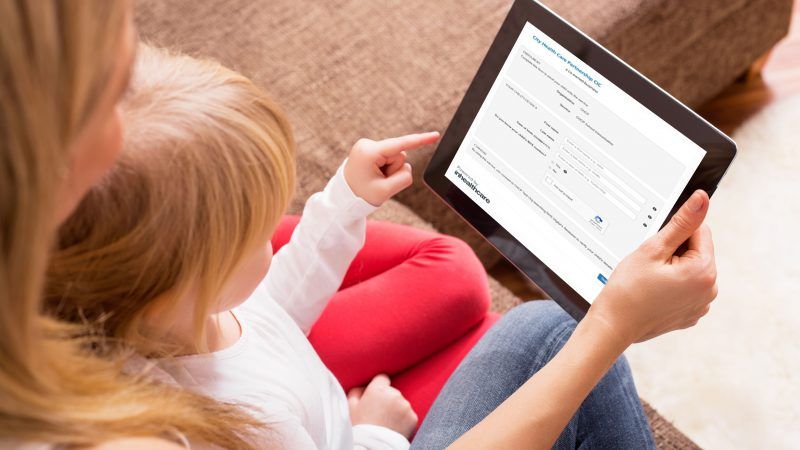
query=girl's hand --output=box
[588,190,718,345]
[347,374,418,439]
[344,132,440,206]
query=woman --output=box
[0,2,250,449]
[0,1,715,448]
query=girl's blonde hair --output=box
[47,44,296,355]
[0,3,286,448]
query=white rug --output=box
[626,95,800,449]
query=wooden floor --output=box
[490,1,800,299]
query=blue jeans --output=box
[411,301,655,449]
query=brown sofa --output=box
[136,0,793,448]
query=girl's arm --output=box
[451,190,717,449]
[261,162,376,333]
[262,132,439,333]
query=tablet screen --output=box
[444,21,707,303]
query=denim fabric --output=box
[411,300,655,450]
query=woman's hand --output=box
[344,132,440,206]
[448,191,718,449]
[347,374,418,439]
[588,189,717,345]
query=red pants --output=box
[272,216,499,422]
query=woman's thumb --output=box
[653,190,709,258]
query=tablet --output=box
[424,0,736,319]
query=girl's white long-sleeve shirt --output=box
[152,164,410,449]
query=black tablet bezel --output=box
[424,0,737,320]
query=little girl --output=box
[46,45,492,449]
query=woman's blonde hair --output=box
[48,44,296,355]
[0,2,289,448]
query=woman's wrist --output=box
[579,301,634,358]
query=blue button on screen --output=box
[597,274,608,284]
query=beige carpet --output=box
[626,95,800,449]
